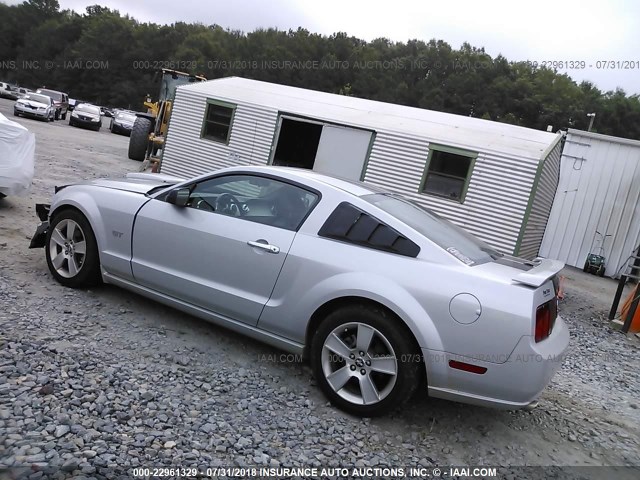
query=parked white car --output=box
[0,81,14,99]
[0,113,35,197]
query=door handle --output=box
[247,240,280,254]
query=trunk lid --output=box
[473,255,564,288]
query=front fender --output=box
[50,191,107,251]
[49,186,150,280]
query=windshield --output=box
[38,89,62,101]
[75,104,100,114]
[362,193,502,265]
[24,94,51,104]
[116,112,136,122]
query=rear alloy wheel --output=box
[45,210,101,288]
[310,305,422,417]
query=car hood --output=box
[69,173,183,195]
[17,100,48,108]
[75,111,100,117]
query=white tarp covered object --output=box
[0,112,35,196]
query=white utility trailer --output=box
[160,77,563,258]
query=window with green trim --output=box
[202,101,235,143]
[421,147,476,201]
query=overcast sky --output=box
[5,0,640,95]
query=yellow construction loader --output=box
[128,69,206,162]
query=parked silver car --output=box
[14,93,56,122]
[29,167,569,416]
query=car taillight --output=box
[535,299,557,342]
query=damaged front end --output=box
[29,203,50,248]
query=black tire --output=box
[45,209,101,288]
[128,117,152,161]
[597,265,605,277]
[310,304,423,417]
[61,111,66,120]
[13,111,18,117]
[583,260,589,272]
[54,109,60,120]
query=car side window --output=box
[185,175,319,231]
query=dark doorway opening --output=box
[272,118,322,169]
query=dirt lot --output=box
[1,96,639,479]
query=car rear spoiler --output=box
[512,258,565,287]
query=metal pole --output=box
[622,284,639,333]
[609,275,627,320]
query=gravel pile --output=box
[1,266,639,479]
[0,272,447,479]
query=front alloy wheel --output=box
[311,305,422,416]
[45,210,101,288]
[48,218,86,278]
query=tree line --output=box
[1,0,639,139]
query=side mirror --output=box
[166,187,190,207]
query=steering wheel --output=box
[191,196,215,212]
[215,193,243,216]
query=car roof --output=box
[37,88,66,94]
[25,93,50,100]
[219,165,383,197]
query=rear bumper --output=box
[424,315,570,409]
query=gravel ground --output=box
[1,97,639,479]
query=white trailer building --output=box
[159,77,564,257]
[540,129,640,277]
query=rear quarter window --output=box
[318,202,420,257]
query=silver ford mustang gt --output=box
[30,166,569,416]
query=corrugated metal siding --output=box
[539,130,640,276]
[517,138,563,259]
[161,82,555,256]
[178,77,558,160]
[161,89,277,179]
[363,132,539,254]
